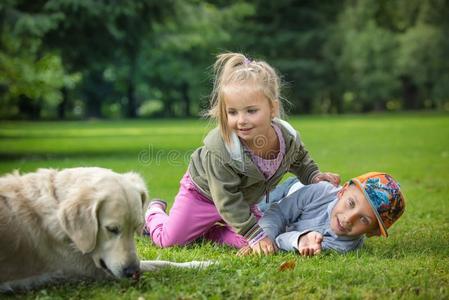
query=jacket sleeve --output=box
[258,186,316,241]
[204,151,259,237]
[276,232,365,253]
[275,231,311,251]
[288,133,320,184]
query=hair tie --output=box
[243,57,252,65]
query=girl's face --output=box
[223,84,278,145]
[330,184,379,237]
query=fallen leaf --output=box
[278,260,296,271]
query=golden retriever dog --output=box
[0,167,212,292]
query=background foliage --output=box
[1,0,448,120]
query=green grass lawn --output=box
[1,112,448,299]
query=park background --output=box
[1,0,449,299]
[1,0,449,119]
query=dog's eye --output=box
[106,226,120,235]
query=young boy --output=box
[240,172,405,256]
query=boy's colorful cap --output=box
[348,172,405,237]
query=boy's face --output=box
[330,184,379,237]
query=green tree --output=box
[42,0,177,118]
[224,0,344,114]
[331,1,400,112]
[0,0,79,119]
[138,1,254,117]
[329,0,449,112]
[392,0,449,110]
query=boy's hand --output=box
[297,231,323,257]
[250,236,277,256]
[312,172,341,186]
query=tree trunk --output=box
[330,91,343,114]
[303,97,312,114]
[401,76,420,110]
[126,80,137,118]
[18,95,41,120]
[85,96,102,119]
[57,87,68,120]
[180,81,191,117]
[125,43,139,118]
[83,71,104,119]
[163,99,174,117]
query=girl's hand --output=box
[250,236,277,256]
[312,172,341,186]
[297,231,323,257]
[236,245,252,257]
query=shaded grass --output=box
[1,112,448,299]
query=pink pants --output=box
[145,173,262,249]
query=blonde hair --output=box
[206,52,284,144]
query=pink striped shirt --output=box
[244,124,286,179]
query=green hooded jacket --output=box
[188,118,320,239]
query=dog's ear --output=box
[57,189,102,254]
[123,172,149,210]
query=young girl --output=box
[144,52,340,255]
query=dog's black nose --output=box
[123,263,140,278]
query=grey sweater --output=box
[259,181,365,253]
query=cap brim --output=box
[351,179,388,237]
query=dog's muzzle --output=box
[122,262,140,278]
